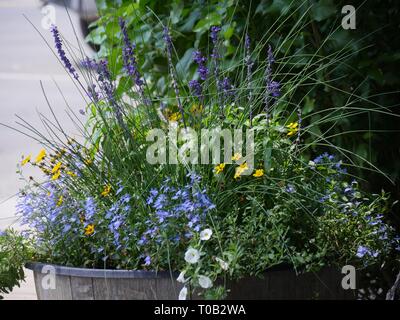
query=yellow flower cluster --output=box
[214,153,265,179]
[168,112,181,122]
[20,147,78,181]
[286,122,299,137]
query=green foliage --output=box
[0,229,32,299]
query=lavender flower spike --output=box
[118,18,144,88]
[50,25,79,80]
[193,50,209,81]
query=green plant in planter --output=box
[0,229,32,299]
[3,12,399,300]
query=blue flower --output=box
[84,197,97,221]
[285,184,296,193]
[356,245,369,258]
[144,255,151,266]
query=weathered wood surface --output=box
[28,263,356,300]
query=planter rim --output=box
[25,262,179,279]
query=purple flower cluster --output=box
[267,80,281,98]
[193,50,209,81]
[210,26,221,46]
[50,25,79,80]
[138,174,215,262]
[118,18,144,88]
[188,79,202,99]
[82,57,115,103]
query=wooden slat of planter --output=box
[70,277,95,300]
[154,277,181,300]
[92,278,158,300]
[34,273,72,300]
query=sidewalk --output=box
[0,0,92,300]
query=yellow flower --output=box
[168,112,181,122]
[66,171,77,177]
[231,153,242,161]
[84,224,95,236]
[239,162,248,170]
[51,162,62,173]
[51,171,61,181]
[84,159,92,165]
[286,122,299,137]
[234,162,249,179]
[35,149,46,164]
[21,155,31,166]
[253,169,264,177]
[214,163,226,174]
[57,195,63,207]
[101,185,112,197]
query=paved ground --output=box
[0,0,93,299]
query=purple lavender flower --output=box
[118,18,144,88]
[210,26,221,45]
[50,25,79,79]
[193,50,209,81]
[267,80,281,97]
[189,79,202,98]
[144,255,151,266]
[210,26,222,100]
[221,77,234,97]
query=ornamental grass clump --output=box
[1,14,399,300]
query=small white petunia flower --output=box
[200,228,213,241]
[198,275,213,289]
[184,247,200,264]
[215,257,229,271]
[177,271,186,283]
[179,286,188,300]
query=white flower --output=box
[198,275,213,289]
[178,286,188,300]
[177,271,186,283]
[200,228,213,241]
[216,257,229,271]
[184,247,200,264]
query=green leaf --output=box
[310,0,336,22]
[176,48,195,80]
[193,13,222,33]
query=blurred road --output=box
[0,0,93,299]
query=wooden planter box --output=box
[26,262,356,300]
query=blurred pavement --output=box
[0,0,93,299]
